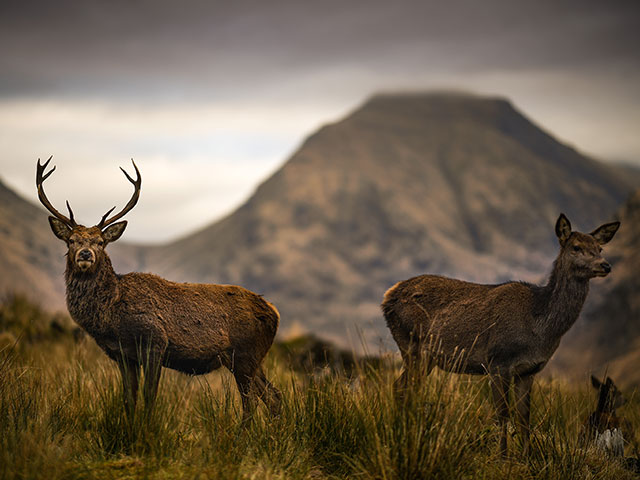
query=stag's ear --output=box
[590,221,620,245]
[591,375,602,390]
[555,213,572,246]
[102,221,127,244]
[48,216,71,241]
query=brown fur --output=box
[381,213,620,454]
[38,159,281,420]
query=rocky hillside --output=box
[143,93,638,349]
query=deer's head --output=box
[36,157,141,274]
[555,213,619,280]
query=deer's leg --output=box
[394,334,431,402]
[230,360,259,424]
[141,349,164,415]
[117,357,140,417]
[254,366,282,417]
[490,374,511,456]
[514,374,534,455]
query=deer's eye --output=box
[69,238,76,245]
[97,240,104,247]
[572,245,581,253]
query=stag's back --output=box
[114,273,279,370]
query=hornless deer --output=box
[36,157,282,421]
[381,213,620,454]
[584,375,633,456]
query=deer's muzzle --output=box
[75,249,95,271]
[594,261,612,277]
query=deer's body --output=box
[66,259,278,376]
[382,214,619,454]
[37,158,281,420]
[383,272,587,378]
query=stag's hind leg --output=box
[227,356,260,424]
[254,366,282,416]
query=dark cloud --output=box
[1,0,639,100]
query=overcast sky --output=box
[1,0,639,243]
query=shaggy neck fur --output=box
[65,254,119,335]
[538,255,589,340]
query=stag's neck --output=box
[65,255,119,335]
[538,258,589,340]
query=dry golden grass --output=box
[2,331,640,480]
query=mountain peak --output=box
[350,91,515,125]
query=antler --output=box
[36,156,77,227]
[97,159,141,228]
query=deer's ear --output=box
[555,213,572,246]
[102,221,127,244]
[49,216,71,241]
[590,221,620,245]
[591,375,602,390]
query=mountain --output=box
[142,93,638,349]
[0,178,142,311]
[2,93,637,352]
[548,189,640,385]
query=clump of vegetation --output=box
[1,296,639,479]
[0,293,75,346]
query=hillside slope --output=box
[145,93,637,348]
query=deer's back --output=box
[382,275,541,373]
[113,273,279,371]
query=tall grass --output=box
[1,333,639,479]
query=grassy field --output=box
[1,295,639,479]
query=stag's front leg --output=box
[514,374,534,455]
[117,356,140,418]
[141,352,163,415]
[490,374,511,456]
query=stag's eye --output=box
[97,240,104,247]
[572,245,581,253]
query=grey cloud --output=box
[1,0,638,100]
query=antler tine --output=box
[35,156,77,227]
[98,159,142,228]
[66,200,76,225]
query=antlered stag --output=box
[36,157,281,420]
[382,213,619,454]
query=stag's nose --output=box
[602,262,612,274]
[78,249,92,261]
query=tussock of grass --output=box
[1,333,639,479]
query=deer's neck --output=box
[539,257,589,340]
[65,255,119,335]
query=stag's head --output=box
[36,157,141,274]
[555,213,620,280]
